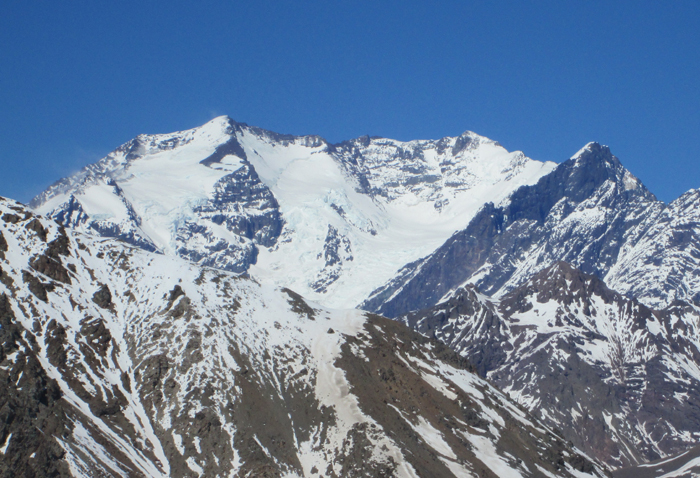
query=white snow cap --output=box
[570,142,608,160]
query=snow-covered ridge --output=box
[362,141,700,317]
[0,197,603,477]
[32,117,233,208]
[31,116,556,308]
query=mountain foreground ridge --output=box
[0,196,605,477]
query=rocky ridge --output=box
[400,261,700,468]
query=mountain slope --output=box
[0,196,604,477]
[26,117,700,473]
[31,116,555,309]
[606,188,700,308]
[400,261,700,468]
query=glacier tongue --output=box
[31,116,556,309]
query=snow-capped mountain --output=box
[30,116,555,309]
[0,196,605,477]
[399,261,700,468]
[363,142,700,317]
[34,119,700,315]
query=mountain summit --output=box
[31,116,555,309]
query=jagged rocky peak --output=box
[501,141,654,227]
[671,187,700,210]
[564,142,651,198]
[0,196,606,477]
[501,261,618,310]
[499,261,654,336]
[362,141,664,318]
[402,283,497,338]
[332,128,542,203]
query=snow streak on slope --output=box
[31,116,556,309]
[0,197,603,477]
[606,189,700,309]
[614,444,700,478]
[401,262,700,469]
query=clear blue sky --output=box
[2,1,699,203]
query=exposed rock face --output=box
[605,188,700,308]
[0,232,7,260]
[311,225,354,293]
[400,261,700,468]
[0,197,604,477]
[174,161,284,273]
[0,293,73,478]
[91,284,113,309]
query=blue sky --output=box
[2,1,699,203]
